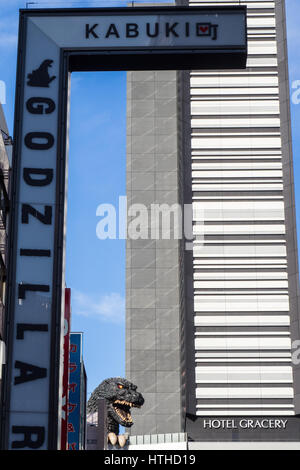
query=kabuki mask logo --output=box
[196,23,218,40]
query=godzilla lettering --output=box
[87,377,144,448]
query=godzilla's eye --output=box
[117,384,124,389]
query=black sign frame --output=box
[0,5,247,450]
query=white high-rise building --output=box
[126,0,300,446]
[189,0,299,418]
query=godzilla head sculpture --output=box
[87,377,144,447]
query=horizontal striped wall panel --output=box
[189,0,295,416]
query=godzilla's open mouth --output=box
[112,399,141,426]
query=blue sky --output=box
[1,0,300,400]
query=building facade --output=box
[126,0,300,443]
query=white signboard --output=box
[30,12,246,49]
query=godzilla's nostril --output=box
[136,394,144,406]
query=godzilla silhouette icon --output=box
[27,59,56,87]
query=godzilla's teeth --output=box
[118,435,127,448]
[108,433,117,446]
[114,399,133,407]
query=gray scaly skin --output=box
[87,377,144,441]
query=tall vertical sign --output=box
[67,332,82,451]
[0,15,63,450]
[61,288,71,450]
